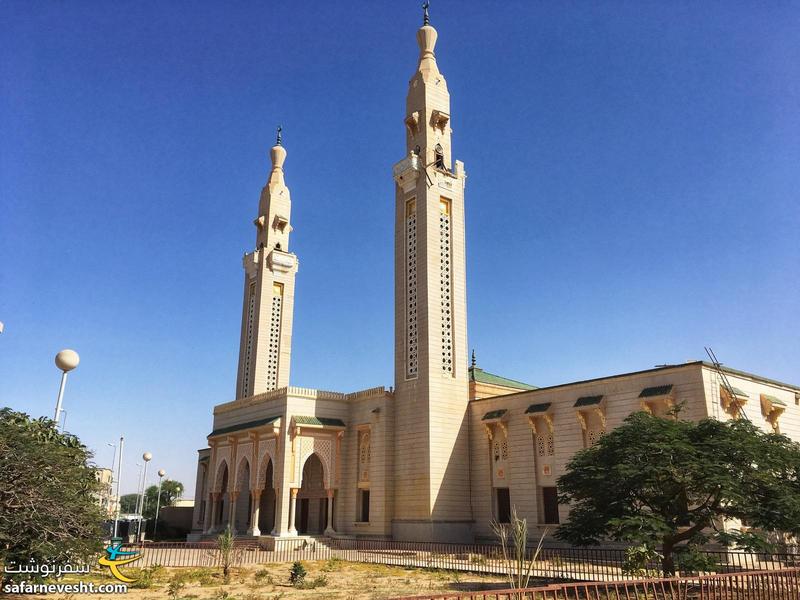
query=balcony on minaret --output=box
[268,248,297,274]
[392,153,421,193]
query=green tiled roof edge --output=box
[294,415,346,427]
[470,367,537,390]
[761,394,786,406]
[574,395,604,407]
[209,416,280,437]
[525,402,552,414]
[639,385,674,398]
[482,409,507,421]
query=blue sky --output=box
[1,1,798,496]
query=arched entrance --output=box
[296,453,328,535]
[234,458,251,534]
[257,458,276,534]
[216,462,229,531]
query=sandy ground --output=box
[4,560,518,600]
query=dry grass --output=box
[8,560,514,600]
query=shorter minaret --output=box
[235,128,299,399]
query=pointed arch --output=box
[257,451,275,490]
[234,456,251,492]
[300,451,329,490]
[213,459,229,493]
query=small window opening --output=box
[434,144,445,169]
[496,488,511,523]
[357,489,370,522]
[541,486,560,524]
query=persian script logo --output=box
[97,542,142,583]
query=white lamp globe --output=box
[143,452,152,462]
[158,469,166,477]
[55,349,80,372]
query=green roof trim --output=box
[728,386,749,398]
[470,367,537,391]
[209,416,280,438]
[639,385,673,398]
[574,395,604,407]
[525,402,552,414]
[482,409,507,421]
[761,394,786,406]
[293,415,346,428]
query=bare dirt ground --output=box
[7,560,517,600]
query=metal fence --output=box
[124,539,800,583]
[391,567,800,599]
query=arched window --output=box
[434,144,445,169]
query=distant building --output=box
[188,10,800,544]
[94,467,117,518]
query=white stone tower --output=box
[392,5,472,542]
[235,129,299,399]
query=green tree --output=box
[556,411,800,575]
[142,480,183,520]
[0,408,104,581]
[119,493,139,514]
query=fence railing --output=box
[391,567,800,599]
[124,538,800,583]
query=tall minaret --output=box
[235,129,299,399]
[392,4,471,542]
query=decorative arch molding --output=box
[297,436,334,489]
[212,458,230,493]
[234,456,251,492]
[234,442,253,489]
[256,437,277,490]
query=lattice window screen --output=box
[242,281,257,397]
[406,199,418,378]
[439,199,453,374]
[587,427,605,447]
[266,283,283,390]
[536,435,546,458]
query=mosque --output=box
[188,9,800,544]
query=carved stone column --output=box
[228,491,239,533]
[324,489,335,536]
[208,492,219,533]
[203,492,214,533]
[248,489,262,536]
[287,488,298,536]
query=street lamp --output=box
[153,469,166,538]
[112,436,124,538]
[107,442,117,521]
[53,349,79,430]
[136,452,152,541]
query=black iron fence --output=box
[123,539,800,583]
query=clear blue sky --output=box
[1,1,798,497]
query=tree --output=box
[216,525,239,583]
[556,411,800,575]
[0,408,104,581]
[119,493,139,514]
[490,508,547,596]
[142,480,183,520]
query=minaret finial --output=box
[422,0,430,25]
[471,349,476,368]
[276,125,282,146]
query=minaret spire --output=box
[422,0,430,25]
[392,10,471,542]
[235,129,299,399]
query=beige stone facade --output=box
[189,14,800,544]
